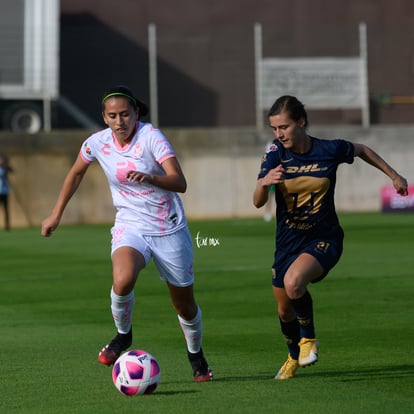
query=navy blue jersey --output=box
[258,137,354,253]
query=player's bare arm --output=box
[41,154,90,236]
[126,157,187,193]
[353,143,408,196]
[253,164,285,208]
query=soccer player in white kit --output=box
[41,85,213,382]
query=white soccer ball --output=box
[112,350,161,396]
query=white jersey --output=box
[80,121,187,236]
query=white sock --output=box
[110,287,134,334]
[178,306,203,354]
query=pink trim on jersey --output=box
[111,124,139,151]
[80,151,92,164]
[158,153,175,165]
[112,133,132,151]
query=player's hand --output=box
[263,164,285,186]
[126,170,153,184]
[393,175,408,196]
[41,216,60,237]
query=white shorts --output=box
[110,224,194,287]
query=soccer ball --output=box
[112,350,161,396]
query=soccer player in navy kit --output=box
[253,95,408,380]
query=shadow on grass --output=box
[299,364,414,382]
[183,365,414,383]
[155,390,201,396]
[207,374,274,382]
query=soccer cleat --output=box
[275,354,299,380]
[187,349,213,382]
[298,337,318,367]
[194,367,214,382]
[98,330,132,366]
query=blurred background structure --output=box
[58,0,414,128]
[0,0,413,226]
[1,0,414,132]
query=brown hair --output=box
[267,95,308,128]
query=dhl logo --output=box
[286,164,328,173]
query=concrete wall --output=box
[1,125,413,228]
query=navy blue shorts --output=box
[272,236,343,288]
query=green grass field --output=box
[1,213,413,413]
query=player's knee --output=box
[284,276,304,300]
[112,275,137,296]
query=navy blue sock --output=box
[290,290,316,339]
[278,317,300,360]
